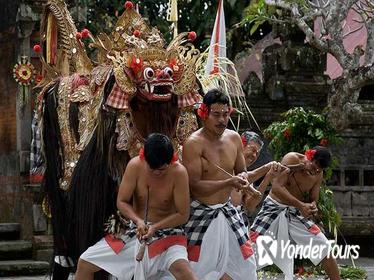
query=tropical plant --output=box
[264,107,342,236]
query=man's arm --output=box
[271,153,305,209]
[271,153,317,218]
[310,174,323,203]
[243,164,281,211]
[182,137,246,197]
[144,166,190,238]
[246,161,287,183]
[116,158,142,225]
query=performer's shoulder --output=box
[223,129,241,143]
[184,129,204,146]
[127,156,143,170]
[171,162,188,177]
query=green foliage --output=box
[264,107,343,236]
[264,107,342,161]
[243,0,276,35]
[339,265,367,279]
[77,0,252,59]
[242,0,309,34]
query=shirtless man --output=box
[250,146,340,280]
[75,133,198,280]
[182,89,258,280]
[231,131,285,218]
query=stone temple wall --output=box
[236,23,374,236]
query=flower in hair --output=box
[241,135,247,147]
[197,103,209,120]
[139,148,145,160]
[171,153,178,163]
[305,149,316,161]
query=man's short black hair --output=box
[144,133,174,169]
[203,88,230,107]
[312,146,331,169]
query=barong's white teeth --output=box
[149,84,154,94]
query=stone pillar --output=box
[16,3,37,174]
[15,3,39,240]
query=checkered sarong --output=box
[120,222,185,245]
[106,83,129,109]
[250,196,319,237]
[177,91,202,108]
[30,110,44,175]
[185,200,249,247]
[105,220,186,257]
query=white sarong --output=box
[80,235,188,280]
[251,196,330,280]
[189,205,257,280]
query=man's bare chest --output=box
[201,144,236,174]
[135,177,174,208]
[287,173,317,199]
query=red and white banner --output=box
[205,0,226,75]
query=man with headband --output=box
[250,146,340,280]
[75,133,198,280]
[182,89,258,279]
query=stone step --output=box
[0,241,32,261]
[32,235,53,250]
[0,260,49,277]
[32,235,54,262]
[0,223,20,241]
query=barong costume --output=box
[185,199,257,280]
[250,196,330,280]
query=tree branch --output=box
[349,64,374,90]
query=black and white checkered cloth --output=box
[120,222,185,245]
[184,199,249,247]
[30,110,44,174]
[250,196,317,236]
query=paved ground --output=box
[1,258,372,279]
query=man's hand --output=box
[136,220,148,240]
[267,162,289,179]
[267,161,289,173]
[299,202,318,218]
[237,172,248,181]
[227,175,248,191]
[141,225,156,240]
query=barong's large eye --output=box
[163,67,173,78]
[143,67,154,80]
